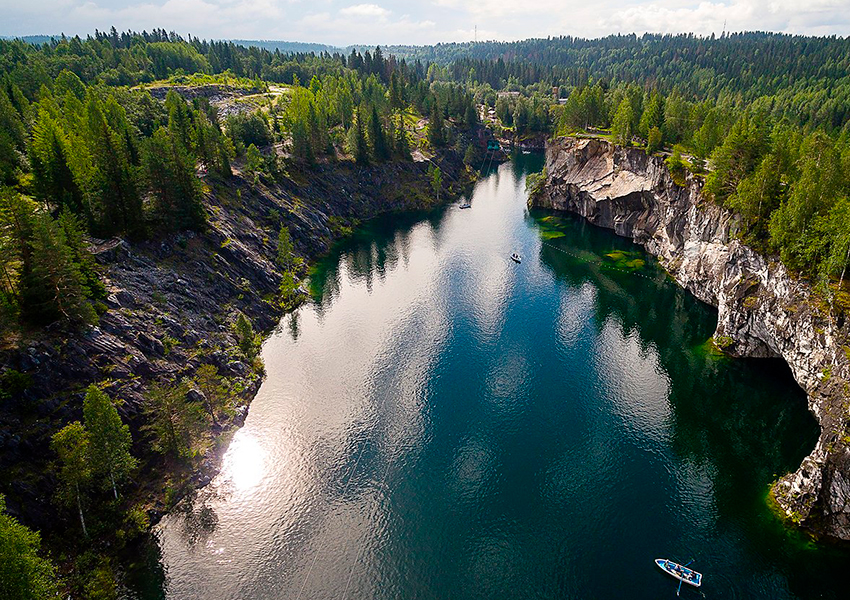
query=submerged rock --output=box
[534,136,850,540]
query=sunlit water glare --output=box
[128,155,846,600]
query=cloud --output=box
[340,3,390,18]
[1,0,848,45]
[596,0,850,37]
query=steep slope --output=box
[0,152,470,530]
[531,136,850,540]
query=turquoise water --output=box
[131,154,846,599]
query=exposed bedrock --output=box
[532,136,850,540]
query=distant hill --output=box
[231,39,342,54]
[0,34,57,45]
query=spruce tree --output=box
[394,115,411,160]
[85,96,144,238]
[351,109,369,165]
[276,225,296,272]
[30,110,85,216]
[429,103,445,148]
[23,212,96,326]
[0,89,26,185]
[57,208,104,302]
[142,127,206,231]
[368,105,390,161]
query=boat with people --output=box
[510,253,521,263]
[655,558,702,590]
[459,201,471,209]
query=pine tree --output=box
[83,385,137,500]
[234,313,259,360]
[51,422,92,537]
[143,380,206,459]
[193,365,232,426]
[245,143,265,180]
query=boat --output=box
[655,558,702,590]
[510,253,521,264]
[459,202,472,209]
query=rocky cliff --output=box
[532,136,850,540]
[0,151,470,531]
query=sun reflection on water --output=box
[222,432,267,492]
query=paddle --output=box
[677,559,695,597]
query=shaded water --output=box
[131,155,846,599]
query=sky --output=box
[1,0,849,46]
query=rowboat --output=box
[510,253,521,264]
[655,558,702,589]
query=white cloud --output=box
[340,3,390,18]
[1,0,848,45]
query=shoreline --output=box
[532,136,850,542]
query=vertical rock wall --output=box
[533,136,850,540]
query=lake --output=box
[130,154,846,599]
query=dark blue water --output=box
[131,155,846,600]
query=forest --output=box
[0,29,478,333]
[2,27,850,599]
[0,29,480,600]
[417,33,850,304]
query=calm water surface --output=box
[132,155,847,599]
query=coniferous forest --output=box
[1,27,850,599]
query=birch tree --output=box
[83,385,137,500]
[51,421,92,537]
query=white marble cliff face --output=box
[534,136,850,539]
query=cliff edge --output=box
[532,136,850,540]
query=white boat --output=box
[655,558,702,589]
[510,253,521,263]
[459,202,471,209]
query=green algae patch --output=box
[693,337,730,359]
[603,250,646,272]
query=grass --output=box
[140,72,263,90]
